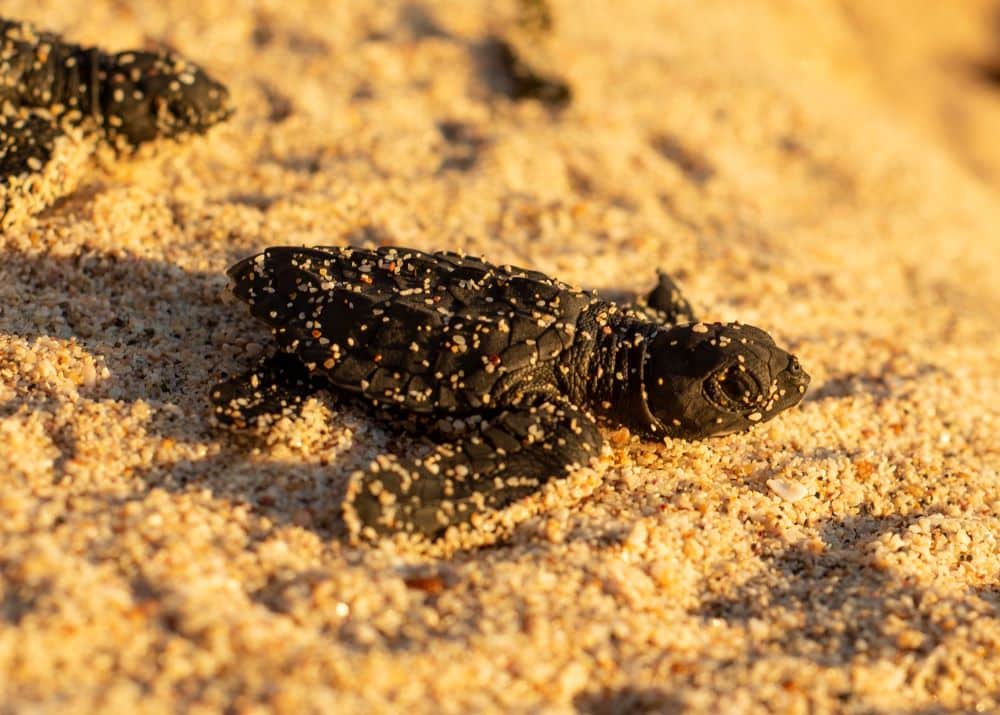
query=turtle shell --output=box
[228,246,599,413]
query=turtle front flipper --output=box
[0,113,91,228]
[344,399,603,541]
[210,351,327,431]
[630,270,697,326]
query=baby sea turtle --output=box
[0,17,231,226]
[212,246,810,541]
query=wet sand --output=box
[1,1,999,712]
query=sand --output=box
[1,1,999,712]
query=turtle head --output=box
[102,51,232,146]
[636,322,809,439]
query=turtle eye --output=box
[719,366,755,402]
[706,364,761,410]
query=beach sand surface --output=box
[1,1,999,712]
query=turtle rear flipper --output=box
[344,399,603,540]
[210,350,327,431]
[0,113,93,228]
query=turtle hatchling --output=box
[0,17,231,226]
[212,246,810,541]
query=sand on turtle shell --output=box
[1,1,999,712]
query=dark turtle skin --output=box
[212,246,810,540]
[0,17,231,224]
